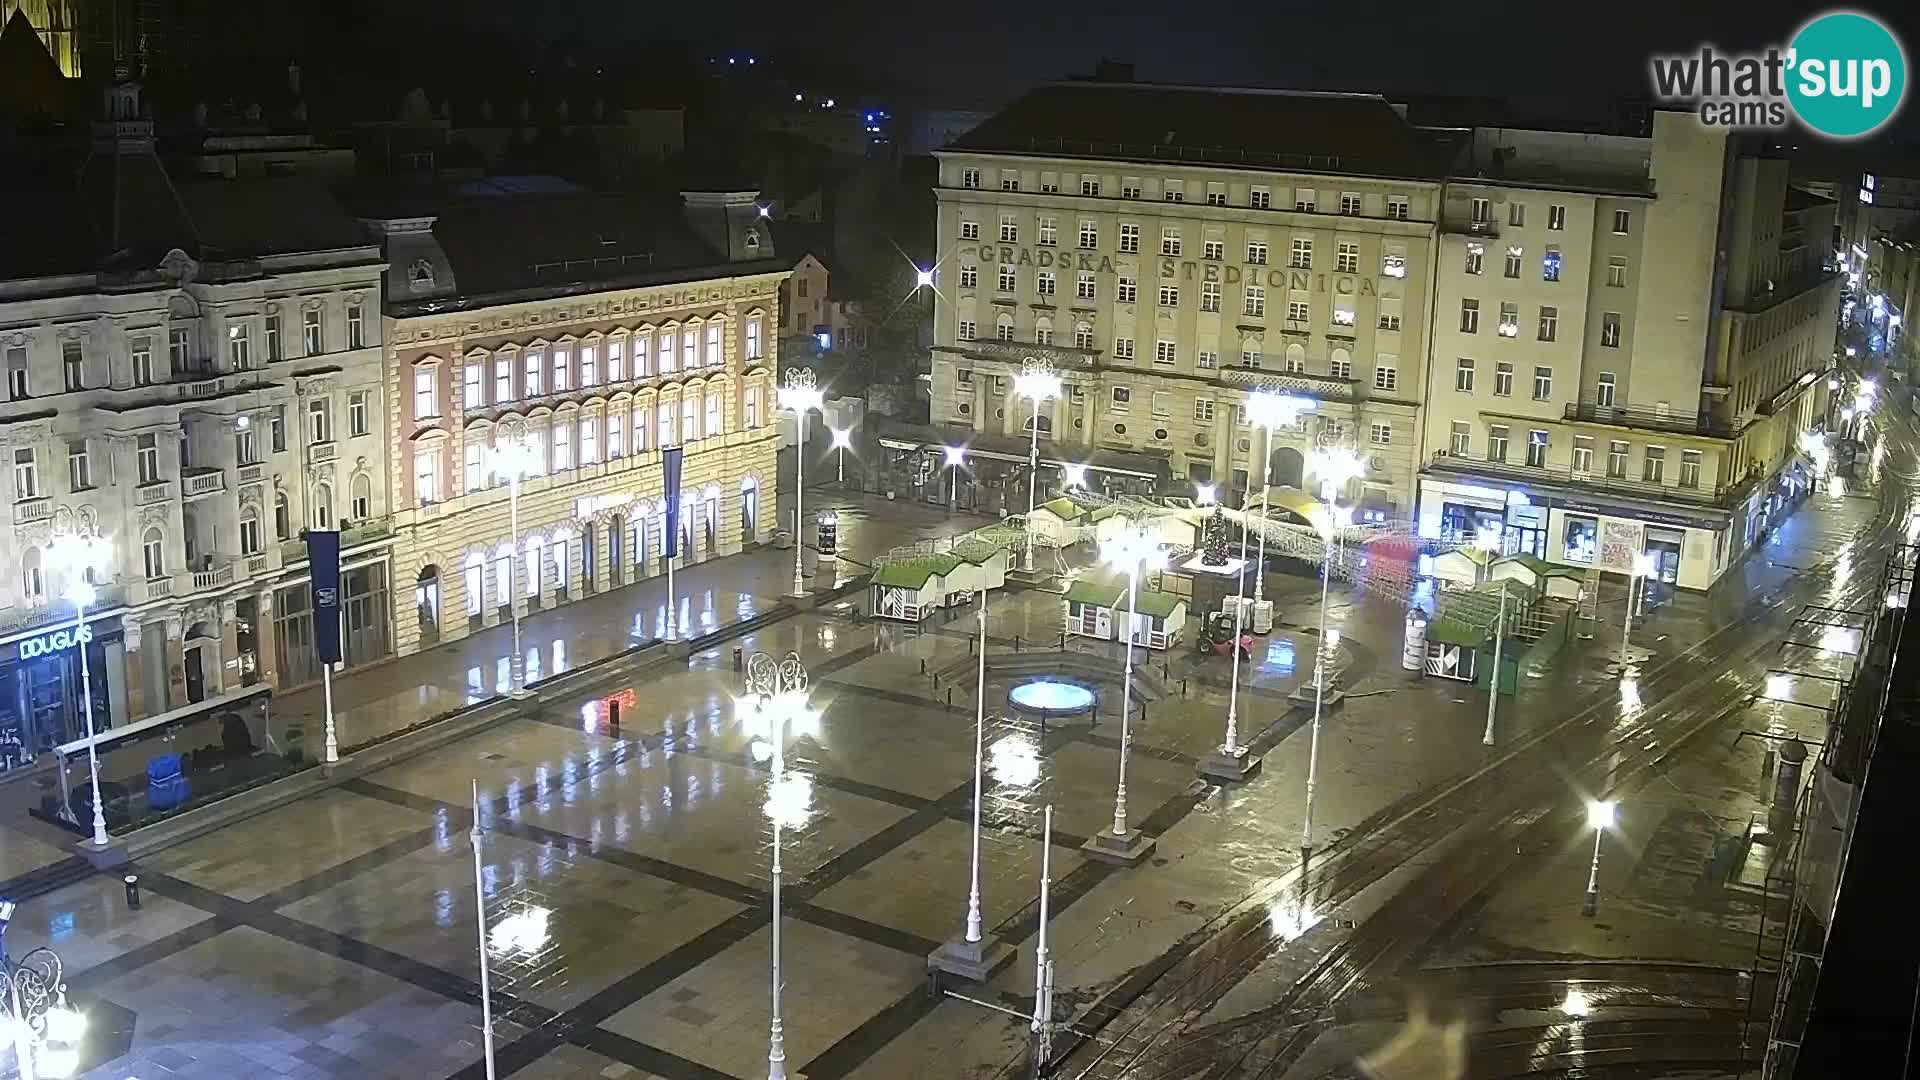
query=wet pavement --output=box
[2,433,1906,1080]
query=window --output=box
[462,362,483,408]
[1286,300,1309,322]
[1038,271,1057,296]
[1508,202,1526,227]
[1547,204,1566,230]
[415,446,441,503]
[1612,209,1631,234]
[1533,307,1561,345]
[1680,449,1702,489]
[1563,516,1597,563]
[1201,281,1221,312]
[264,316,281,362]
[465,443,484,492]
[1250,186,1271,209]
[494,356,513,401]
[414,367,437,419]
[581,344,598,386]
[1607,257,1628,288]
[1197,349,1217,369]
[1374,363,1398,391]
[960,265,978,289]
[1464,244,1484,275]
[1596,372,1617,406]
[5,349,26,401]
[996,319,1014,342]
[1449,421,1471,456]
[1113,337,1135,361]
[580,415,600,463]
[1607,440,1629,478]
[1494,361,1514,397]
[706,392,723,437]
[1244,286,1265,317]
[1470,197,1491,223]
[309,397,331,442]
[66,439,89,490]
[1455,357,1475,392]
[1332,304,1356,327]
[1370,422,1392,445]
[1154,340,1177,366]
[132,336,154,386]
[347,303,366,349]
[1242,345,1263,368]
[1194,399,1215,422]
[1340,192,1362,216]
[998,265,1017,292]
[302,308,322,354]
[1526,429,1548,467]
[1460,299,1480,333]
[1117,276,1138,303]
[143,528,165,580]
[1336,242,1358,273]
[1119,223,1140,253]
[1110,386,1131,410]
[167,328,189,372]
[999,214,1018,243]
[1330,354,1352,379]
[1600,313,1622,348]
[1037,216,1056,246]
[744,385,762,429]
[960,219,980,241]
[11,448,34,499]
[1077,272,1096,300]
[350,390,370,436]
[1487,425,1509,463]
[1387,196,1410,221]
[1120,178,1140,198]
[1001,170,1020,191]
[1571,436,1594,473]
[1542,248,1562,282]
[1247,241,1269,265]
[1204,240,1225,261]
[1533,366,1553,400]
[274,492,290,540]
[1504,246,1523,278]
[1290,238,1312,268]
[1075,324,1095,349]
[1378,312,1402,331]
[1206,184,1226,207]
[240,513,261,556]
[1294,192,1316,212]
[553,420,573,470]
[607,410,625,458]
[958,320,976,341]
[962,167,980,189]
[1157,284,1178,307]
[554,347,572,391]
[1163,180,1184,202]
[1643,445,1666,483]
[63,341,83,389]
[1073,219,1097,249]
[1160,226,1181,256]
[607,339,625,380]
[1151,391,1170,417]
[1035,325,1053,345]
[1498,302,1519,337]
[274,405,290,452]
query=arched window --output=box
[21,548,43,603]
[1284,342,1307,373]
[312,483,333,529]
[994,312,1014,341]
[273,491,291,540]
[408,259,435,291]
[350,473,372,520]
[142,527,166,579]
[240,508,262,555]
[1023,412,1054,437]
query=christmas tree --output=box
[1201,508,1230,566]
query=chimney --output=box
[681,190,772,263]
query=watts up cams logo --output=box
[1650,10,1907,139]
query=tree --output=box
[1202,508,1230,566]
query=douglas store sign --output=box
[18,625,91,660]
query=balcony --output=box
[0,582,128,637]
[1219,365,1360,403]
[1426,450,1752,510]
[13,496,51,524]
[278,516,397,565]
[188,557,236,592]
[1442,216,1500,239]
[181,467,227,500]
[136,480,173,505]
[307,441,337,465]
[237,463,265,486]
[1563,402,1738,439]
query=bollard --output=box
[124,874,141,910]
[1182,677,1189,697]
[1059,631,1066,650]
[608,698,622,732]
[1015,635,1023,653]
[969,636,975,656]
[733,646,744,672]
[921,658,928,675]
[947,687,953,709]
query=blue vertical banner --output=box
[306,529,343,664]
[662,446,684,559]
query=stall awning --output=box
[871,418,1172,481]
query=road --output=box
[1045,400,1915,1079]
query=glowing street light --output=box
[1581,799,1617,916]
[489,426,540,684]
[829,426,853,484]
[1300,501,1353,854]
[914,266,935,290]
[1063,463,1088,490]
[46,530,110,845]
[778,370,826,599]
[1195,483,1216,506]
[942,445,967,510]
[1014,358,1063,571]
[0,940,86,1080]
[1243,392,1315,605]
[742,652,813,1080]
[1087,528,1168,864]
[1620,552,1657,667]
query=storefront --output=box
[0,615,130,772]
[1421,480,1544,555]
[272,557,394,690]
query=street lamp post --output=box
[744,652,814,1080]
[47,532,110,847]
[943,445,966,511]
[1581,799,1616,916]
[1082,528,1166,866]
[1243,393,1315,609]
[490,424,537,695]
[469,780,498,1080]
[1014,358,1063,572]
[1300,445,1365,856]
[1200,478,1258,783]
[778,370,825,599]
[829,426,852,485]
[929,597,1015,981]
[1483,585,1508,747]
[1619,552,1657,667]
[0,935,86,1080]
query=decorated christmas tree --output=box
[1201,508,1230,566]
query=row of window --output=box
[959,167,1414,220]
[422,319,760,419]
[1457,300,1620,346]
[1467,197,1632,236]
[1460,242,1625,287]
[1450,359,1559,400]
[1449,422,1701,485]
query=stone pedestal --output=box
[1198,745,1261,784]
[1287,683,1345,710]
[1081,828,1156,866]
[926,933,1016,984]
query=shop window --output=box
[1563,516,1597,562]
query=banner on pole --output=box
[663,446,684,559]
[306,529,343,664]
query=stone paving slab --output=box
[142,788,435,902]
[7,873,213,984]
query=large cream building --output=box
[366,187,786,679]
[1419,113,1841,589]
[924,84,1445,520]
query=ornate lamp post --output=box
[1299,444,1365,856]
[778,370,825,599]
[743,652,814,1080]
[1013,357,1062,572]
[929,597,1015,981]
[1083,527,1166,866]
[489,422,538,697]
[46,530,110,846]
[0,932,86,1080]
[1581,799,1617,916]
[829,426,852,484]
[1243,392,1314,608]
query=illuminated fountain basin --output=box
[1007,678,1097,720]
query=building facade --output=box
[1418,113,1840,589]
[0,76,389,767]
[925,84,1443,519]
[366,189,786,677]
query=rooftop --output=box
[947,82,1455,180]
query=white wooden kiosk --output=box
[869,543,1009,622]
[1063,572,1188,650]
